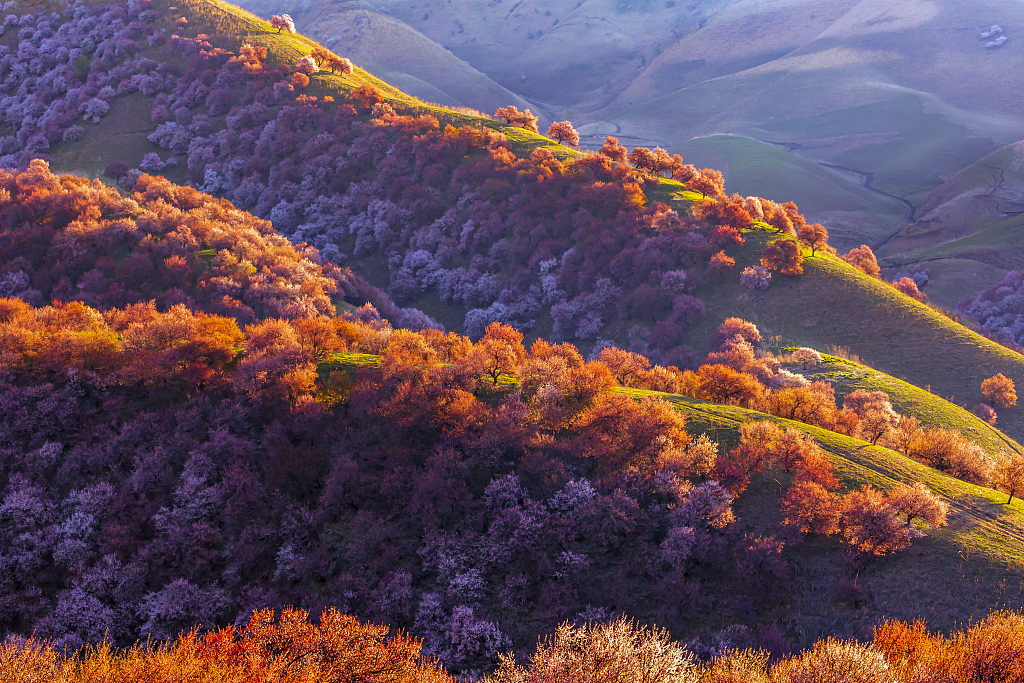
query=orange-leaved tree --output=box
[494,105,540,131]
[598,135,628,163]
[842,244,881,278]
[473,321,527,385]
[797,223,830,256]
[982,373,1017,408]
[994,450,1024,504]
[760,238,804,276]
[546,121,579,147]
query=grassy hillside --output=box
[35,0,589,178]
[795,354,1024,457]
[902,213,1024,272]
[331,350,1024,569]
[644,391,1024,560]
[683,229,1024,441]
[154,0,577,155]
[871,139,1024,309]
[145,0,1024,446]
[23,0,1024,449]
[677,135,906,217]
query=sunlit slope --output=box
[686,231,1024,440]
[797,354,1024,458]
[31,1,1024,447]
[643,391,1024,562]
[227,0,536,115]
[327,350,1024,575]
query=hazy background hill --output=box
[227,0,534,113]
[233,0,1024,307]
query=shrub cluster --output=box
[963,268,1024,346]
[6,608,1024,683]
[643,318,1001,489]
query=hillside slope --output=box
[355,349,1024,635]
[795,354,1024,458]
[873,139,1024,309]
[682,231,1024,440]
[322,0,1024,262]
[654,391,1024,635]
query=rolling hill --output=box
[678,230,1024,440]
[249,0,1024,313]
[224,0,537,115]
[873,139,1024,309]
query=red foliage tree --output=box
[494,105,540,132]
[696,364,765,407]
[598,136,629,163]
[473,321,527,385]
[780,481,842,535]
[994,451,1024,504]
[841,486,913,556]
[547,121,580,147]
[797,223,830,256]
[627,147,658,173]
[760,238,804,276]
[707,250,735,277]
[352,84,382,112]
[892,276,927,302]
[842,244,881,278]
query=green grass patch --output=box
[319,352,382,374]
[909,213,1024,267]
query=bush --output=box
[486,617,699,683]
[770,638,892,683]
[792,347,822,366]
[892,276,927,302]
[0,608,454,683]
[949,610,1024,683]
[740,265,771,290]
[981,373,1017,408]
[972,402,998,425]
